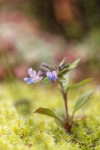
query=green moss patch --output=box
[0,82,100,150]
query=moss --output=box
[0,82,99,150]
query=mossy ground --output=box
[0,81,100,150]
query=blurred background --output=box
[0,0,100,83]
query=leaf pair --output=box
[34,90,94,123]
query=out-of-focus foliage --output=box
[0,0,100,81]
[0,0,100,39]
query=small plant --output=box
[24,58,94,133]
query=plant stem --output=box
[58,81,69,122]
[69,111,75,126]
[63,92,69,122]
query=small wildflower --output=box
[24,58,93,134]
[24,68,42,84]
[46,71,58,82]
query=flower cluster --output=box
[24,58,71,84]
[24,63,60,84]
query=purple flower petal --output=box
[28,68,36,78]
[46,71,58,81]
[36,76,43,81]
[24,68,43,84]
[46,71,52,78]
[23,77,29,82]
[24,77,34,84]
[52,71,57,78]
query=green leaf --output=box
[42,77,50,84]
[74,90,94,112]
[68,58,80,70]
[58,68,68,77]
[68,78,93,90]
[58,58,80,77]
[34,107,63,123]
[58,77,66,83]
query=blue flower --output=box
[24,68,42,84]
[46,71,58,82]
